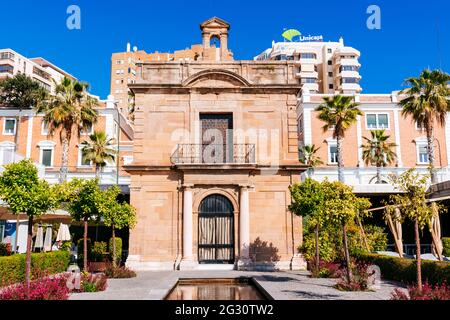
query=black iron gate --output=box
[198,194,234,264]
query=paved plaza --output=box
[70,270,403,300]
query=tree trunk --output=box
[95,165,101,181]
[336,136,344,183]
[386,210,404,257]
[112,225,117,269]
[356,214,370,251]
[414,219,422,292]
[25,215,33,297]
[342,223,352,284]
[59,137,70,183]
[430,203,443,260]
[315,224,320,272]
[83,218,88,272]
[376,165,382,184]
[425,121,436,184]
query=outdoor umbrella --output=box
[56,224,71,242]
[34,225,44,251]
[43,226,52,252]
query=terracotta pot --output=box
[88,262,107,273]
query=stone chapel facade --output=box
[125,17,306,270]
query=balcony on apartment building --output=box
[170,143,256,167]
[303,167,450,194]
[43,165,131,186]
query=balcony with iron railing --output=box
[170,144,256,165]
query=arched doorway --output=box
[198,194,234,264]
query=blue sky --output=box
[1,0,448,99]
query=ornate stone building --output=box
[125,17,306,270]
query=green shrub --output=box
[364,225,388,252]
[443,237,450,257]
[59,241,72,252]
[354,252,450,286]
[0,251,70,288]
[300,232,337,262]
[92,242,108,262]
[109,237,122,263]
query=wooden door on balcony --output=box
[200,114,233,163]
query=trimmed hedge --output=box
[355,252,450,286]
[443,237,450,257]
[0,251,70,288]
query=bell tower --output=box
[200,17,233,61]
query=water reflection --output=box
[165,279,265,300]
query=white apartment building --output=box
[255,38,362,94]
[297,89,450,194]
[0,49,76,93]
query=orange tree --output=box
[0,160,58,295]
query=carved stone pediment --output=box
[182,69,250,88]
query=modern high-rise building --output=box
[254,38,362,94]
[0,48,76,93]
[110,18,234,120]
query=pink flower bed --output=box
[0,274,71,300]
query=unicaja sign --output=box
[299,34,324,42]
[281,29,324,42]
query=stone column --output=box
[179,184,198,270]
[238,185,251,270]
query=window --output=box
[328,72,333,77]
[341,77,359,84]
[41,149,53,167]
[80,149,92,166]
[329,144,338,164]
[3,118,16,135]
[0,142,15,165]
[340,65,359,72]
[417,144,429,164]
[327,60,332,66]
[300,53,316,59]
[366,113,389,129]
[116,69,124,75]
[329,84,334,89]
[81,124,93,135]
[301,78,317,84]
[327,48,332,53]
[41,121,49,135]
[116,60,124,65]
[0,64,14,74]
[416,122,425,131]
[0,52,15,60]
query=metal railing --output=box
[386,244,432,256]
[171,144,256,165]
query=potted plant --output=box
[89,241,108,273]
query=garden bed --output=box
[355,252,450,286]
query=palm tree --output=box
[316,95,361,284]
[81,131,117,179]
[399,69,450,261]
[316,95,362,182]
[36,77,98,182]
[399,69,450,183]
[299,144,323,178]
[361,130,397,184]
